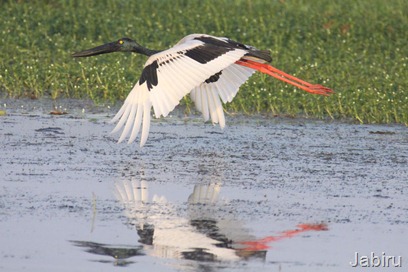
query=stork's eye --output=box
[119,40,124,45]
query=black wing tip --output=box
[250,49,272,62]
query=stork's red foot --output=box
[306,84,335,96]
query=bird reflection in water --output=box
[111,179,328,263]
[71,178,327,266]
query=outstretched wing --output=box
[111,35,248,147]
[190,64,255,128]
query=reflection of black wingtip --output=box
[136,223,155,245]
[190,219,232,248]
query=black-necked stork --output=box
[73,34,333,147]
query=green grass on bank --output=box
[0,0,407,124]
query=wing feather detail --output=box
[110,84,152,147]
[150,48,247,118]
[111,39,248,147]
[190,64,255,127]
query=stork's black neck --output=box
[134,45,161,57]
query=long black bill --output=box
[72,41,119,57]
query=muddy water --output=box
[1,99,407,272]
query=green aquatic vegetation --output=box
[0,0,407,125]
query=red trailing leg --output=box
[237,223,328,251]
[236,59,334,96]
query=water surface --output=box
[1,99,407,271]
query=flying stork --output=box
[73,34,333,147]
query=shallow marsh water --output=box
[1,99,407,271]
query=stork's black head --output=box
[72,38,141,57]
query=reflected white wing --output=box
[114,179,241,261]
[111,36,247,147]
[190,64,255,128]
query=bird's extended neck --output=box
[133,45,161,57]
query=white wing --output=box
[190,64,255,128]
[110,83,152,146]
[111,35,248,147]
